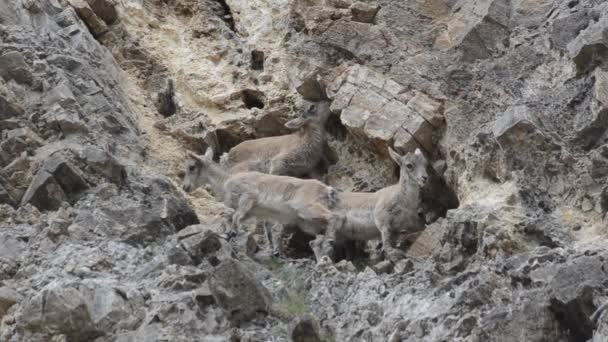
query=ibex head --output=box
[182,147,214,193]
[284,101,330,130]
[388,147,429,187]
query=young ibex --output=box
[312,148,429,263]
[220,100,331,178]
[182,148,337,238]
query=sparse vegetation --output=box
[275,289,309,319]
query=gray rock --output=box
[77,146,126,186]
[209,259,272,322]
[18,282,100,341]
[0,128,44,167]
[21,155,89,210]
[176,223,223,264]
[568,10,608,73]
[0,51,33,85]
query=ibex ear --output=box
[414,148,422,156]
[388,147,403,165]
[187,151,203,162]
[203,147,214,161]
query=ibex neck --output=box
[207,163,230,196]
[398,175,420,197]
[299,122,324,146]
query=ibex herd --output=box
[182,99,429,264]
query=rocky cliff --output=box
[1,0,608,341]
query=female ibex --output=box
[182,148,337,239]
[311,148,429,263]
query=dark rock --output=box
[21,155,89,210]
[68,0,109,38]
[85,0,118,25]
[209,259,272,322]
[350,2,379,23]
[0,287,19,319]
[292,315,323,342]
[155,79,177,117]
[568,12,608,73]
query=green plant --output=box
[275,289,309,319]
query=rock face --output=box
[209,259,272,323]
[2,0,608,341]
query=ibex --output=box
[220,100,331,178]
[182,148,337,239]
[311,148,429,263]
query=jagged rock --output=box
[209,259,272,322]
[568,7,608,73]
[77,146,126,186]
[41,104,89,135]
[85,0,118,25]
[548,253,608,342]
[17,280,142,341]
[0,51,33,85]
[321,19,397,62]
[435,0,511,62]
[0,287,19,319]
[68,0,109,37]
[550,11,591,51]
[18,282,99,340]
[69,174,198,245]
[21,155,89,210]
[329,64,442,152]
[176,223,223,264]
[350,2,379,23]
[292,315,322,342]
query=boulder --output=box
[350,2,379,23]
[85,0,118,25]
[568,11,608,73]
[0,51,33,85]
[68,0,109,38]
[435,0,511,62]
[209,259,272,322]
[176,223,224,264]
[18,280,142,341]
[21,155,89,210]
[41,104,88,135]
[328,64,443,152]
[18,282,99,341]
[78,146,126,186]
